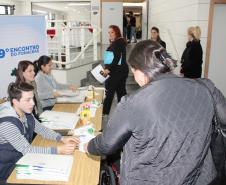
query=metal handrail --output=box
[52,27,101,65]
[46,20,101,67]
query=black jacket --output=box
[88,74,226,185]
[181,40,203,78]
[105,38,129,77]
[159,40,166,49]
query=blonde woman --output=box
[180,26,203,78]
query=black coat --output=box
[88,74,226,185]
[159,40,166,49]
[105,38,129,76]
[181,40,203,78]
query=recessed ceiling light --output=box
[123,3,143,7]
[68,3,90,6]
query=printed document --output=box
[91,64,109,84]
[39,110,79,130]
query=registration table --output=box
[7,89,104,185]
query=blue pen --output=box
[32,165,44,169]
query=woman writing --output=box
[84,40,226,185]
[35,55,76,111]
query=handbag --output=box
[196,79,226,185]
[103,51,121,65]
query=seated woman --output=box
[16,60,43,118]
[35,55,76,111]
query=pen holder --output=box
[80,103,91,125]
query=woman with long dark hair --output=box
[150,26,166,49]
[102,25,129,122]
[84,40,226,185]
[16,60,43,117]
[35,55,76,111]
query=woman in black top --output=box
[180,26,203,78]
[151,26,166,49]
[102,25,129,117]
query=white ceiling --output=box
[32,2,91,13]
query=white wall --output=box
[0,0,26,15]
[148,0,210,75]
[32,4,64,19]
[208,4,226,96]
[142,0,148,40]
[52,63,93,85]
[65,9,91,22]
[102,2,123,44]
[91,0,100,28]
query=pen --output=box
[16,164,44,168]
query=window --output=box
[0,6,6,14]
[0,5,15,15]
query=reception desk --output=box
[7,89,104,185]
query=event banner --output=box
[0,15,47,98]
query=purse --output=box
[196,79,226,185]
[103,51,121,65]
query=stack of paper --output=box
[16,153,73,181]
[56,89,87,103]
[91,64,109,83]
[57,89,78,97]
[39,111,79,130]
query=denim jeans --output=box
[130,26,136,42]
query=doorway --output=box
[123,1,148,42]
[205,0,226,96]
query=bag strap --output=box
[195,79,221,132]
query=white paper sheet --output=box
[56,90,87,103]
[39,111,79,130]
[91,64,109,83]
[73,124,95,153]
[57,89,78,97]
[16,153,73,181]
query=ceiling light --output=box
[68,3,90,6]
[123,3,143,7]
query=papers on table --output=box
[91,64,109,84]
[39,111,79,130]
[73,124,95,153]
[56,89,87,103]
[57,89,78,97]
[16,153,73,181]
